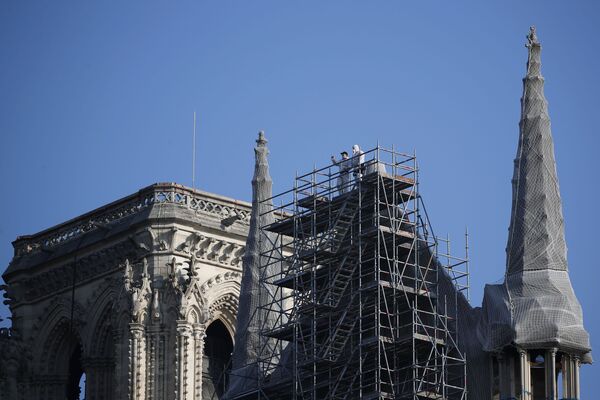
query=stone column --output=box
[175,321,193,400]
[193,325,207,400]
[563,354,581,400]
[145,327,159,400]
[561,353,570,398]
[129,323,146,400]
[519,349,531,400]
[545,348,557,400]
[158,334,167,400]
[574,356,581,400]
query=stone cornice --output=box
[11,183,252,257]
[15,241,137,304]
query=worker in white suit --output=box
[331,151,352,194]
[352,144,365,184]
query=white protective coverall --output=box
[331,154,352,194]
[352,144,365,183]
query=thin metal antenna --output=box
[465,226,470,301]
[192,111,197,189]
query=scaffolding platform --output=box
[241,146,468,400]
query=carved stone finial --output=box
[142,257,149,278]
[189,252,199,277]
[152,290,161,322]
[256,131,267,146]
[123,259,132,286]
[253,130,271,174]
[526,25,539,47]
[167,257,178,277]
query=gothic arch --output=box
[31,296,87,399]
[83,280,118,356]
[207,294,238,339]
[199,272,241,339]
[185,304,204,325]
[203,319,234,399]
[77,281,120,400]
[34,296,86,372]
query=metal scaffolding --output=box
[245,146,468,400]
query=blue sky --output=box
[1,0,598,393]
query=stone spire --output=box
[505,26,568,275]
[227,131,276,396]
[500,27,591,357]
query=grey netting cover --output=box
[225,132,281,397]
[430,247,491,400]
[479,27,591,361]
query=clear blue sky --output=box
[1,0,598,393]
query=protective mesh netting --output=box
[478,31,591,361]
[400,30,592,400]
[432,249,490,400]
[225,133,281,397]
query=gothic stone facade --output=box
[1,183,250,400]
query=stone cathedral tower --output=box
[0,174,260,399]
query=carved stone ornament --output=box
[121,258,153,324]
